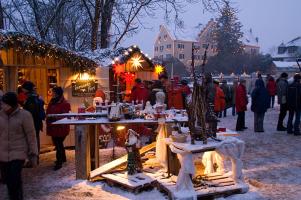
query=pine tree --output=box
[214,1,243,56]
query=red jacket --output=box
[130,83,149,103]
[235,84,248,112]
[266,80,277,96]
[214,86,226,112]
[46,97,71,137]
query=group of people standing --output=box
[0,81,70,200]
[130,74,191,109]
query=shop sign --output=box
[72,80,97,97]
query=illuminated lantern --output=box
[155,64,164,74]
[113,63,125,74]
[123,72,135,83]
[130,55,144,71]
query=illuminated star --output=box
[130,55,144,71]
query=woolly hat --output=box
[22,81,35,92]
[2,92,18,107]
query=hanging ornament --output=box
[123,72,135,83]
[113,63,125,75]
[130,55,144,71]
[155,64,164,74]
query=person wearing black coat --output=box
[286,74,301,135]
[251,79,270,132]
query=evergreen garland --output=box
[0,30,97,74]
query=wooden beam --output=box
[90,142,156,179]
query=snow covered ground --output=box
[1,104,301,200]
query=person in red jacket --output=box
[213,80,226,116]
[46,87,71,170]
[236,79,248,131]
[266,76,277,108]
[130,78,149,105]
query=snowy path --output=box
[1,105,301,200]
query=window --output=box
[160,46,164,51]
[154,56,158,59]
[251,48,257,55]
[179,54,185,59]
[164,34,168,40]
[178,44,184,49]
[202,44,208,48]
[278,47,286,54]
[158,36,161,40]
[155,46,158,51]
[288,46,297,54]
[166,54,172,58]
[159,55,164,60]
[166,44,172,49]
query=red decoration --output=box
[123,72,135,83]
[113,63,125,74]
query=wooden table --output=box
[52,114,188,179]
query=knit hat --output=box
[52,86,64,97]
[22,81,35,92]
[2,92,18,107]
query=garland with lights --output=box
[0,30,97,74]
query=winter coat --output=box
[235,84,248,112]
[206,82,216,104]
[46,97,71,137]
[0,107,38,162]
[214,86,226,112]
[251,79,270,113]
[167,86,184,109]
[23,92,43,132]
[221,83,233,108]
[266,79,277,96]
[276,78,288,105]
[130,83,149,104]
[287,81,301,111]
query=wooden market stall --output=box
[0,31,101,146]
[107,45,165,102]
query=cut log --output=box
[90,142,156,179]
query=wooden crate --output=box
[102,172,156,194]
[149,172,248,200]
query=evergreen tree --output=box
[214,1,243,56]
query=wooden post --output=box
[75,125,91,179]
[90,124,99,170]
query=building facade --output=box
[153,20,260,74]
[273,36,301,77]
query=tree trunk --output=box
[100,0,115,49]
[90,0,101,51]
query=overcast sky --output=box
[122,0,301,56]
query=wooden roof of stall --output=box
[113,46,154,71]
[0,30,97,73]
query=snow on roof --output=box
[78,48,125,67]
[286,36,301,46]
[241,28,259,47]
[79,45,153,68]
[273,61,300,68]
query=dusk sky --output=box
[122,0,301,57]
